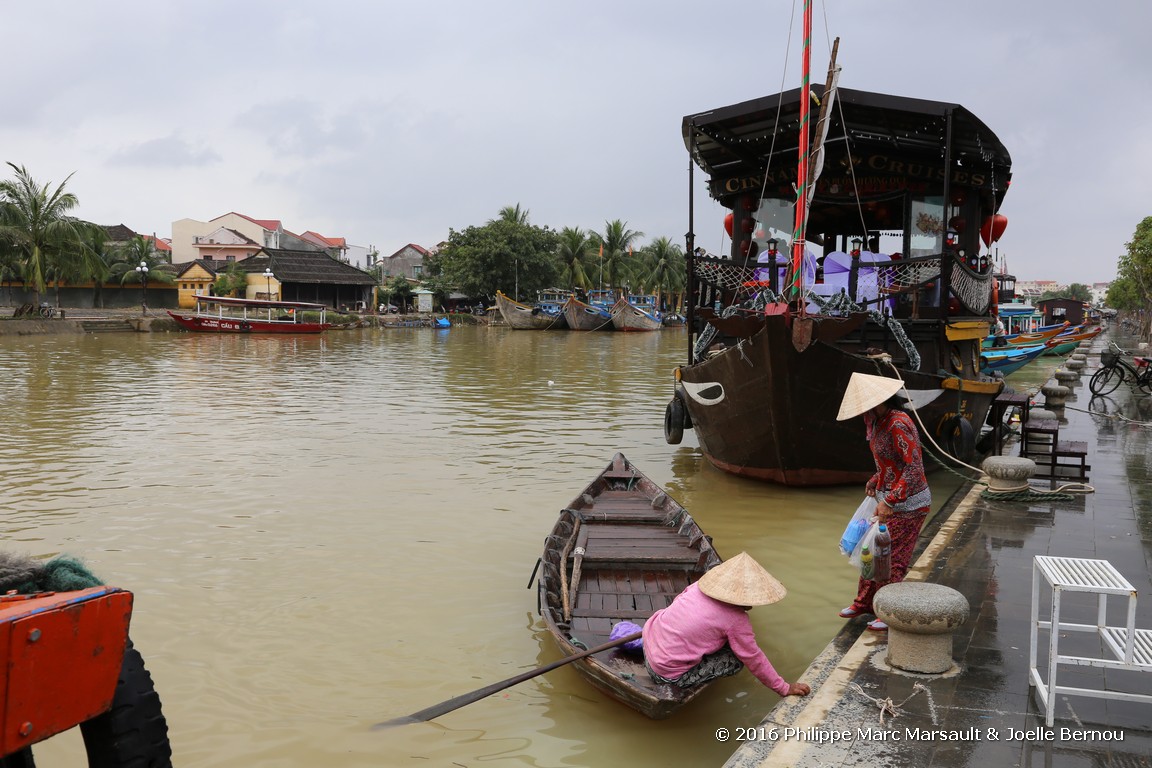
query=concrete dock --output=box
[727,332,1152,767]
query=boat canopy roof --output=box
[195,295,328,310]
[683,86,1011,207]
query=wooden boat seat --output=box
[579,524,703,566]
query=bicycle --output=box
[38,304,56,318]
[1088,342,1152,395]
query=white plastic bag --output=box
[839,496,877,555]
[848,520,881,570]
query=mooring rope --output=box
[848,681,938,727]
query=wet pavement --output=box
[727,330,1152,767]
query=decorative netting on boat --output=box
[949,258,993,315]
[689,263,923,371]
[692,255,944,303]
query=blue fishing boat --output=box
[611,293,663,332]
[562,289,616,331]
[979,343,1047,376]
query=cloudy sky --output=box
[4,0,1148,285]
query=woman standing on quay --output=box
[835,372,931,632]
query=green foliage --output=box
[635,236,686,309]
[590,219,644,291]
[557,227,594,291]
[213,263,248,297]
[0,163,89,303]
[1107,216,1152,313]
[435,210,560,300]
[1039,282,1092,303]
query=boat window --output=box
[909,196,944,257]
[752,198,794,250]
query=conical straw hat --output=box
[836,372,905,421]
[697,552,787,606]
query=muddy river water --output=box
[0,325,1052,767]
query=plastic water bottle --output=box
[859,545,874,580]
[873,524,892,583]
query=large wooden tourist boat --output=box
[537,453,722,719]
[168,295,330,333]
[665,30,1010,485]
[494,290,567,330]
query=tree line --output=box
[0,163,179,307]
[3,166,687,313]
[424,204,687,310]
[1105,216,1152,338]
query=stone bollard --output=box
[1064,359,1085,373]
[873,582,970,674]
[1054,368,1079,384]
[982,455,1036,490]
[1041,383,1070,409]
[1069,353,1087,363]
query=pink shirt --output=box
[643,583,790,696]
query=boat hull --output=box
[538,453,722,719]
[676,317,1001,486]
[611,299,662,332]
[167,312,329,333]
[495,291,568,330]
[562,296,614,331]
[979,343,1047,376]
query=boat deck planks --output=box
[538,453,722,718]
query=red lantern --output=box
[979,214,1008,246]
[948,216,966,234]
[740,217,754,234]
[724,213,734,237]
[951,190,967,206]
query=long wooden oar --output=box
[373,631,642,729]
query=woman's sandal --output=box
[838,606,864,618]
[867,619,888,631]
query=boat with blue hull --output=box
[980,343,1047,376]
[494,290,568,330]
[611,294,663,332]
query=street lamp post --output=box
[135,261,149,315]
[263,268,274,301]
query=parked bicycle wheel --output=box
[1089,365,1124,396]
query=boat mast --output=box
[687,142,697,364]
[788,0,813,301]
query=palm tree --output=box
[639,236,686,311]
[108,236,174,308]
[557,227,594,292]
[495,204,530,225]
[0,163,89,305]
[591,219,644,292]
[45,222,108,307]
[77,226,115,308]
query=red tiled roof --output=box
[143,234,172,252]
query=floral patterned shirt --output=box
[864,408,931,514]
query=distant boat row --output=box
[978,322,1102,376]
[494,289,680,332]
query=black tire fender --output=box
[942,415,975,462]
[79,639,173,768]
[664,397,685,444]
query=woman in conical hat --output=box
[642,552,811,697]
[836,372,931,631]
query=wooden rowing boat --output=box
[537,452,722,718]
